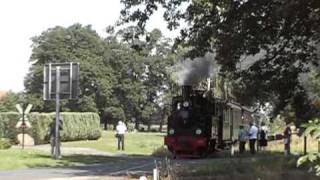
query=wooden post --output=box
[304,136,307,155]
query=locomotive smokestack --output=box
[182,85,192,101]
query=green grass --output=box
[268,135,319,154]
[2,130,317,172]
[62,130,165,155]
[0,131,164,170]
[0,148,125,170]
[170,156,319,180]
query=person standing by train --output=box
[238,125,247,154]
[283,122,292,156]
[259,122,268,152]
[248,122,258,154]
[115,121,127,151]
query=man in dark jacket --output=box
[49,116,63,158]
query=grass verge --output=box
[168,155,318,180]
[0,148,122,170]
[62,130,165,155]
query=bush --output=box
[0,112,21,144]
[0,112,101,144]
[126,122,135,132]
[152,146,172,157]
[0,138,11,149]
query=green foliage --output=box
[0,112,21,142]
[120,0,320,124]
[0,138,11,149]
[126,122,135,132]
[301,119,320,140]
[0,112,101,145]
[269,115,286,134]
[31,112,102,144]
[25,23,177,130]
[103,106,125,126]
[0,92,23,112]
[297,119,320,176]
[25,24,115,113]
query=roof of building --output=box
[0,91,6,98]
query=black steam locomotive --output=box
[164,85,253,157]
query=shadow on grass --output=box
[24,153,156,177]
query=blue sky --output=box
[0,0,178,92]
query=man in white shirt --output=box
[116,121,127,150]
[248,122,258,154]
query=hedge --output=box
[0,112,20,144]
[0,138,11,149]
[0,112,101,144]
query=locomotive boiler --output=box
[164,85,252,157]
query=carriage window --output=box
[224,109,229,123]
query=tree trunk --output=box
[104,121,108,130]
[147,118,151,132]
[135,119,140,130]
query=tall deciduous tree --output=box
[109,26,177,130]
[25,24,115,113]
[120,0,320,123]
[26,23,178,131]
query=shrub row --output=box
[0,138,11,149]
[0,112,21,144]
[0,112,101,144]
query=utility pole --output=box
[54,66,61,159]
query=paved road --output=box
[0,156,157,180]
[1,146,161,180]
[0,146,270,179]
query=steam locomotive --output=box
[164,85,253,157]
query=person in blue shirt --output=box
[238,125,247,154]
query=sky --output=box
[0,0,179,92]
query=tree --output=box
[0,91,23,112]
[120,0,320,123]
[25,24,115,113]
[108,26,177,130]
[26,23,179,131]
[102,106,126,129]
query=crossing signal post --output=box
[15,104,32,149]
[43,62,79,159]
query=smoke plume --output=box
[173,52,219,85]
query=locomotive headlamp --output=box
[169,129,175,135]
[195,128,202,135]
[183,101,189,107]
